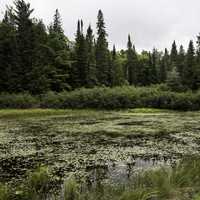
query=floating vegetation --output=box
[0,109,200,195]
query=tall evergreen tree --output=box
[52,9,64,35]
[183,40,196,89]
[177,45,185,80]
[48,9,71,91]
[150,48,158,84]
[126,35,138,85]
[195,34,200,89]
[110,45,124,86]
[71,20,87,88]
[0,9,18,92]
[13,0,35,92]
[96,10,110,86]
[159,48,168,82]
[85,25,97,87]
[170,40,178,71]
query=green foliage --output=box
[2,86,200,110]
[19,166,52,200]
[2,1,200,95]
[126,35,138,85]
[183,40,196,89]
[96,10,110,86]
[0,93,37,109]
[40,86,200,111]
[166,67,184,91]
[64,177,79,200]
[0,184,9,200]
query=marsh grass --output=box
[2,158,200,200]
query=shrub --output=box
[2,85,200,110]
[0,93,38,109]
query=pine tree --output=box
[52,9,64,35]
[159,48,168,82]
[71,20,87,88]
[170,40,178,71]
[96,10,110,86]
[150,48,158,84]
[177,45,185,80]
[48,9,71,91]
[85,25,97,87]
[195,34,200,89]
[110,45,124,86]
[0,9,18,92]
[166,67,183,91]
[13,0,36,92]
[126,35,138,85]
[183,40,196,89]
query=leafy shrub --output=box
[0,93,37,109]
[2,85,200,110]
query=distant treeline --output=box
[1,0,200,94]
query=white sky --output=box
[0,0,199,52]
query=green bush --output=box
[2,85,200,110]
[0,93,38,109]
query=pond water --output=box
[0,110,199,187]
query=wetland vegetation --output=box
[1,109,200,199]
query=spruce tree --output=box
[71,20,87,88]
[96,10,109,86]
[126,35,138,85]
[177,45,185,80]
[110,45,124,86]
[0,9,18,92]
[170,40,178,71]
[52,9,64,35]
[183,40,196,89]
[48,9,71,91]
[159,48,168,82]
[150,48,158,84]
[13,0,35,92]
[85,25,97,87]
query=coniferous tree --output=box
[110,45,124,86]
[150,48,158,84]
[183,40,196,89]
[72,20,87,88]
[126,35,138,85]
[170,40,178,71]
[13,0,35,92]
[85,25,97,87]
[52,9,64,35]
[166,67,183,91]
[96,10,110,86]
[137,51,151,86]
[177,45,185,80]
[194,34,200,89]
[159,48,168,82]
[48,9,71,91]
[0,9,18,92]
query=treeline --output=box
[1,0,200,94]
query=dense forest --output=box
[1,0,200,95]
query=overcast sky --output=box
[0,0,200,52]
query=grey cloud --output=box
[0,0,200,52]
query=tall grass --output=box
[2,158,200,199]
